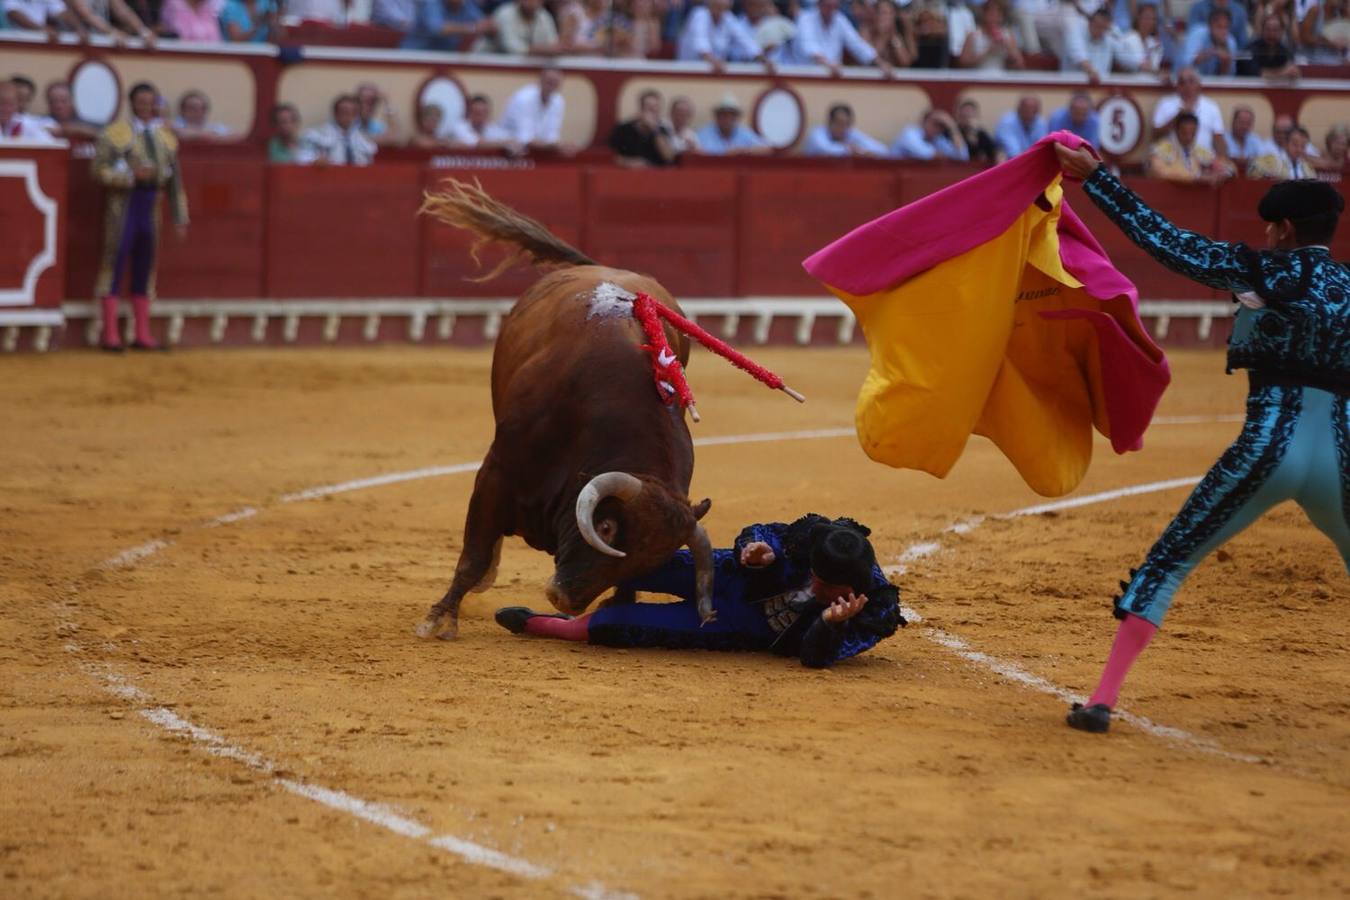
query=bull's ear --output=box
[691,498,712,520]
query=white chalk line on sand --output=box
[81,415,1249,891]
[91,668,626,895]
[890,479,1263,765]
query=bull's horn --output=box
[575,472,643,558]
[689,523,716,625]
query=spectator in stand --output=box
[1249,125,1317,178]
[617,0,663,59]
[667,96,699,154]
[955,98,1002,164]
[220,0,276,41]
[285,0,343,23]
[408,104,451,148]
[0,80,57,142]
[1047,92,1100,147]
[556,0,605,53]
[1147,111,1234,183]
[4,0,88,36]
[802,102,889,157]
[793,0,895,77]
[67,0,157,43]
[1117,3,1168,72]
[448,94,511,147]
[1316,0,1350,58]
[173,90,231,139]
[1016,0,1083,59]
[945,0,978,62]
[994,95,1047,158]
[1062,8,1123,80]
[159,0,221,39]
[268,103,317,163]
[39,80,97,140]
[401,0,487,51]
[696,93,769,155]
[356,82,398,143]
[1223,105,1270,158]
[911,3,952,67]
[1179,8,1237,75]
[1239,11,1300,75]
[892,108,969,160]
[1152,68,1226,157]
[476,0,558,54]
[498,65,565,152]
[863,0,917,66]
[677,0,773,69]
[305,94,378,165]
[741,0,795,61]
[370,0,415,32]
[1315,124,1348,176]
[959,1,1025,69]
[1187,0,1248,45]
[609,88,676,167]
[10,75,37,113]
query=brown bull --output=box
[415,181,713,640]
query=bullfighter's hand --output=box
[174,222,189,241]
[739,541,775,567]
[822,592,868,624]
[1054,142,1100,180]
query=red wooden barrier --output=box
[0,146,68,313]
[1066,177,1226,301]
[737,169,901,296]
[419,166,587,298]
[265,162,423,298]
[159,152,267,298]
[582,168,739,298]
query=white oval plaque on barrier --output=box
[418,76,467,132]
[1098,95,1143,157]
[70,60,121,126]
[754,88,804,150]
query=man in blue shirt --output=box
[1179,8,1238,75]
[802,103,888,157]
[1047,92,1100,148]
[993,95,1047,158]
[401,0,486,51]
[891,109,969,161]
[696,94,770,155]
[1186,0,1248,46]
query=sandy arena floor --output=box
[2,345,1347,899]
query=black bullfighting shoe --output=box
[494,606,570,634]
[1066,702,1112,733]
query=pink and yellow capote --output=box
[803,133,1171,497]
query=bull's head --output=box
[548,472,713,620]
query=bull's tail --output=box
[419,178,596,282]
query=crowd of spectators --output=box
[1,62,1346,184]
[4,0,1348,75]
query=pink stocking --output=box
[524,612,592,641]
[1087,613,1158,708]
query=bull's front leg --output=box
[416,461,509,641]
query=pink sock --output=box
[524,612,592,641]
[1087,613,1158,709]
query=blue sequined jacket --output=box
[1083,167,1350,395]
[733,514,905,668]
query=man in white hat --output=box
[696,93,770,156]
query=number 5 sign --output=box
[1097,95,1144,158]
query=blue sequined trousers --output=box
[1081,167,1350,626]
[1117,383,1350,626]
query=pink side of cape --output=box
[801,131,1170,455]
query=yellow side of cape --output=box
[830,178,1111,497]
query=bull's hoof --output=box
[415,614,458,641]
